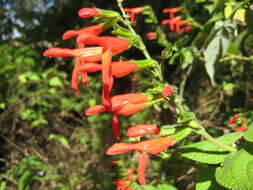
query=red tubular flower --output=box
[163,7,180,19]
[112,179,133,190]
[182,22,192,33]
[85,93,148,139]
[62,24,104,40]
[78,8,100,18]
[127,124,160,138]
[77,35,131,55]
[175,20,187,33]
[111,61,137,78]
[146,32,156,40]
[235,126,248,132]
[228,114,239,125]
[43,47,103,90]
[107,137,176,184]
[162,85,174,98]
[124,7,144,23]
[138,152,147,184]
[102,49,113,107]
[43,47,103,62]
[161,16,181,31]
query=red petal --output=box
[106,143,135,155]
[71,58,81,90]
[127,124,159,138]
[85,105,108,116]
[117,103,144,116]
[43,48,75,57]
[138,152,147,185]
[82,73,89,86]
[134,136,176,154]
[112,113,120,140]
[79,63,102,73]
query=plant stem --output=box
[116,0,163,82]
[197,128,236,152]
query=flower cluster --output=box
[124,7,144,23]
[43,7,176,186]
[227,114,248,132]
[161,7,192,33]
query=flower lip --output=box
[127,124,160,138]
[78,8,100,18]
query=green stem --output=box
[197,128,236,152]
[116,0,163,82]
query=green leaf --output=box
[49,77,63,87]
[18,170,33,190]
[204,20,236,85]
[244,125,253,143]
[215,149,253,190]
[180,132,242,164]
[0,181,7,190]
[171,128,192,141]
[224,5,233,19]
[48,134,70,148]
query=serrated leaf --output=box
[244,125,253,143]
[180,132,242,164]
[215,149,253,190]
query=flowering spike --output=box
[78,8,100,18]
[162,85,174,98]
[127,124,160,138]
[85,105,108,116]
[138,152,147,185]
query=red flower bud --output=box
[117,103,144,116]
[235,126,248,132]
[228,114,239,125]
[78,8,100,18]
[162,85,174,98]
[146,32,156,40]
[127,124,160,138]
